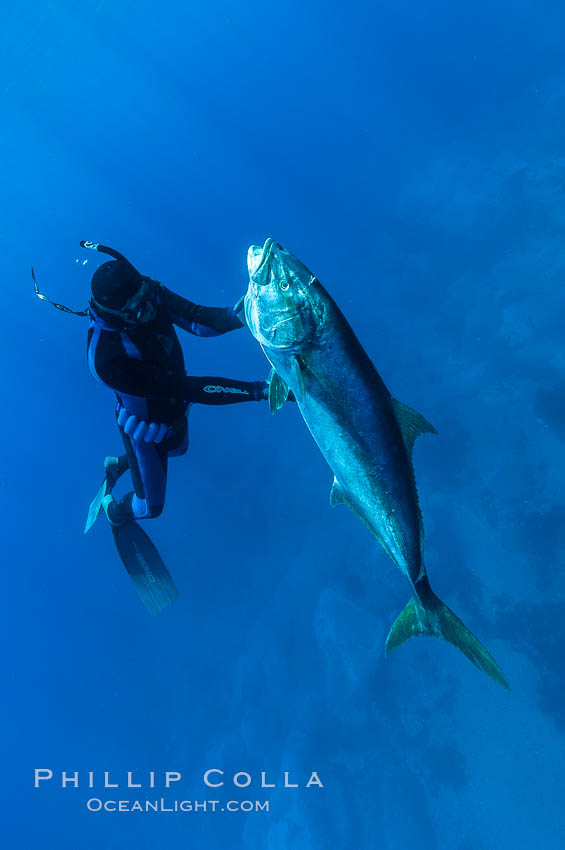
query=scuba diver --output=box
[34,241,288,614]
[83,242,274,529]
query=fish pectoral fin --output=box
[330,477,347,507]
[267,368,290,413]
[289,354,306,400]
[391,397,437,459]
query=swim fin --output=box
[111,521,180,616]
[84,478,110,535]
[84,456,127,534]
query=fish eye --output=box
[279,280,290,291]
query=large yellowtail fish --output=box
[244,238,509,689]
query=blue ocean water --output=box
[3,0,565,846]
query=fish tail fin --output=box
[385,578,510,690]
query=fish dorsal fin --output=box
[289,354,306,401]
[391,398,437,459]
[330,476,347,507]
[267,368,290,413]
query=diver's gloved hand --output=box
[117,406,171,443]
[250,381,268,401]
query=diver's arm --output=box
[160,285,244,336]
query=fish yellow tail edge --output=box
[385,577,510,690]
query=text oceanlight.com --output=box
[86,798,269,813]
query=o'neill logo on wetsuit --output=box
[204,385,250,395]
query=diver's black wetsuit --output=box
[88,282,263,519]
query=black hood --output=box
[90,260,143,310]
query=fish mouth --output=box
[247,237,276,284]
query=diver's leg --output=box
[125,429,168,521]
[105,430,168,524]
